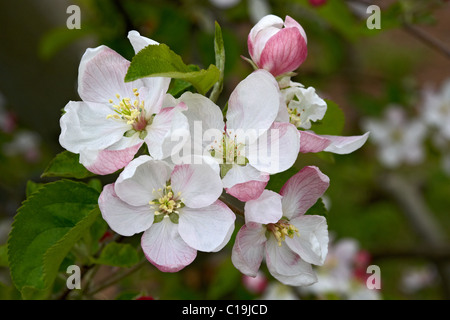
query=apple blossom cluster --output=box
[363,79,450,174]
[58,14,368,286]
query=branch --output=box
[403,23,450,60]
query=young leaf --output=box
[91,242,140,268]
[124,43,220,95]
[41,151,96,179]
[209,21,226,103]
[8,180,100,299]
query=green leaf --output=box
[209,21,226,103]
[8,180,100,299]
[124,43,220,95]
[41,151,96,179]
[91,242,139,268]
[309,99,345,136]
[0,244,8,267]
[167,78,193,97]
[26,180,45,198]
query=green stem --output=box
[86,258,148,297]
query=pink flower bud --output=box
[248,15,307,77]
[308,0,327,7]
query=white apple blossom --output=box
[231,166,330,286]
[421,79,450,140]
[59,31,189,175]
[169,69,300,202]
[363,106,426,168]
[279,81,369,155]
[98,156,235,272]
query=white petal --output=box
[265,236,317,286]
[323,132,370,154]
[78,46,143,104]
[231,222,267,277]
[171,163,222,208]
[244,190,283,225]
[98,184,153,237]
[226,70,280,143]
[287,215,329,266]
[141,217,197,272]
[178,200,235,252]
[59,101,128,153]
[247,122,300,174]
[280,166,330,219]
[127,30,159,53]
[145,104,190,160]
[115,156,172,206]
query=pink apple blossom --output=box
[231,166,330,286]
[59,31,189,175]
[248,15,308,77]
[98,156,235,272]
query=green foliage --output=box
[125,43,220,95]
[7,180,100,299]
[92,242,140,268]
[305,198,327,218]
[309,99,345,135]
[0,244,8,267]
[41,151,96,179]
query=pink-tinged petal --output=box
[265,236,318,286]
[59,101,129,154]
[286,215,329,266]
[299,131,332,153]
[78,46,143,104]
[322,132,370,154]
[244,190,283,225]
[79,142,142,175]
[248,15,284,62]
[178,200,235,252]
[280,166,330,219]
[284,16,307,43]
[247,122,300,174]
[222,164,267,188]
[259,26,307,77]
[231,222,267,277]
[98,184,153,237]
[226,70,280,142]
[141,217,197,272]
[115,157,172,206]
[171,163,222,208]
[145,104,189,160]
[225,176,269,202]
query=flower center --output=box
[287,106,303,128]
[210,131,248,177]
[106,90,150,134]
[267,219,299,247]
[149,184,184,224]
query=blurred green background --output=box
[0,0,450,300]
